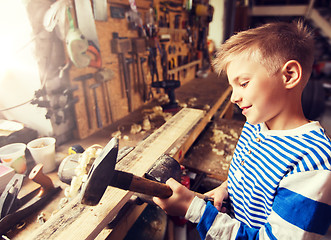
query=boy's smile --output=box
[227,57,289,128]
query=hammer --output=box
[80,138,213,206]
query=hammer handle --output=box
[131,175,173,199]
[112,170,214,201]
[131,176,214,202]
[111,170,172,198]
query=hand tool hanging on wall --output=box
[95,68,115,123]
[169,58,176,80]
[131,38,147,101]
[140,57,149,102]
[92,0,107,21]
[159,7,170,27]
[87,41,102,68]
[90,83,103,128]
[65,6,90,68]
[74,74,94,129]
[197,26,210,70]
[66,28,90,68]
[147,47,160,94]
[79,138,214,206]
[0,165,61,234]
[74,0,102,67]
[65,4,102,68]
[144,11,159,97]
[111,33,133,112]
[74,0,100,50]
[126,57,135,95]
[126,0,146,37]
[94,76,109,125]
[160,43,168,81]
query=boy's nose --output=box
[230,90,241,103]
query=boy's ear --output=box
[281,60,302,89]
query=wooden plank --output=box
[171,86,232,161]
[95,202,148,240]
[167,60,202,75]
[28,108,204,240]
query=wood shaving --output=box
[158,94,169,103]
[123,135,129,140]
[130,123,142,134]
[212,148,224,156]
[203,104,210,111]
[178,102,187,108]
[64,145,103,200]
[188,97,197,107]
[111,130,122,139]
[142,118,151,131]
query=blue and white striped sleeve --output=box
[185,170,331,240]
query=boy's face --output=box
[227,57,287,127]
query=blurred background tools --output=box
[111,33,134,112]
[152,43,180,112]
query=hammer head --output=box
[80,138,118,205]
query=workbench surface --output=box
[182,119,244,181]
[5,72,235,239]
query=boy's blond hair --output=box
[213,20,315,83]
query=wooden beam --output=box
[28,108,204,240]
[251,5,331,44]
[251,5,307,16]
[310,9,331,40]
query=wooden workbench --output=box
[182,119,244,181]
[6,72,234,239]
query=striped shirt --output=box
[185,121,331,239]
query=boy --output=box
[154,21,331,239]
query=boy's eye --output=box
[240,81,249,87]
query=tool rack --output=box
[69,0,211,139]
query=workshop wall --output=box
[68,0,211,139]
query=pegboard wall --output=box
[68,0,212,139]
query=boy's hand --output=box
[205,181,229,213]
[153,178,195,217]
